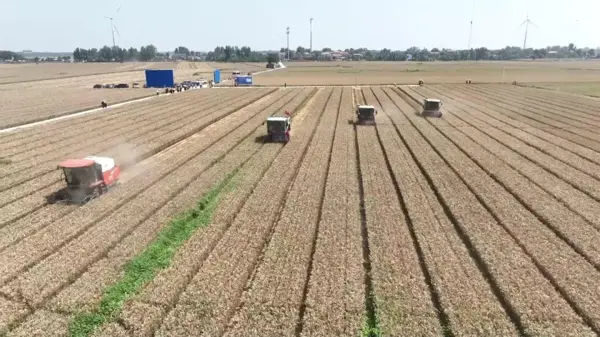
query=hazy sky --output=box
[1,0,598,52]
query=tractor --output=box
[422,98,443,118]
[356,105,377,125]
[266,114,291,143]
[48,156,121,205]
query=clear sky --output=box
[1,0,598,52]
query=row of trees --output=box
[3,43,598,63]
[72,45,158,62]
[280,44,599,61]
[205,46,278,63]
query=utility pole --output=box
[286,26,290,61]
[310,18,313,52]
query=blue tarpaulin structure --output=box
[145,70,174,88]
[213,69,221,83]
[234,76,253,86]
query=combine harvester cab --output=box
[422,98,443,118]
[50,156,121,205]
[356,105,377,125]
[266,114,292,143]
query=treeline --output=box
[284,44,599,61]
[205,46,279,63]
[72,45,158,62]
[3,43,599,64]
[0,51,26,61]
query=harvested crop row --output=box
[0,89,157,129]
[357,88,443,336]
[417,86,600,230]
[462,85,600,126]
[299,87,365,337]
[2,89,232,162]
[46,87,317,315]
[155,88,331,337]
[0,90,248,210]
[0,90,274,227]
[0,92,246,211]
[224,88,341,336]
[414,86,600,256]
[497,84,600,111]
[413,86,600,167]
[370,86,518,336]
[0,89,298,257]
[384,87,596,336]
[47,127,264,315]
[4,309,71,337]
[445,85,600,179]
[0,89,218,156]
[466,85,600,124]
[118,89,319,337]
[0,88,255,181]
[434,85,600,145]
[0,89,304,310]
[0,89,212,147]
[119,140,282,337]
[0,205,76,252]
[0,88,301,289]
[0,297,29,334]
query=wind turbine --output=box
[104,4,123,48]
[520,13,538,50]
[468,4,474,60]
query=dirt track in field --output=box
[1,84,600,336]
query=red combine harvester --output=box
[49,156,121,204]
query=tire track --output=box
[356,88,444,336]
[0,90,312,331]
[458,85,600,129]
[222,88,339,336]
[389,87,600,335]
[113,89,318,337]
[0,89,302,292]
[409,85,600,167]
[369,86,519,336]
[154,88,330,337]
[416,85,600,229]
[0,90,274,228]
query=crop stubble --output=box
[46,87,317,315]
[155,88,331,336]
[385,87,595,336]
[115,88,318,337]
[412,86,600,261]
[223,88,341,336]
[0,89,273,228]
[0,88,259,189]
[357,88,443,336]
[299,87,366,337]
[423,85,600,168]
[431,85,600,152]
[0,89,297,292]
[368,86,518,336]
[396,87,600,331]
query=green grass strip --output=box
[68,171,239,337]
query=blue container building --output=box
[145,70,174,88]
[234,76,253,86]
[213,69,221,83]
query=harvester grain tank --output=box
[421,98,443,118]
[356,105,377,125]
[265,111,292,143]
[49,156,121,204]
